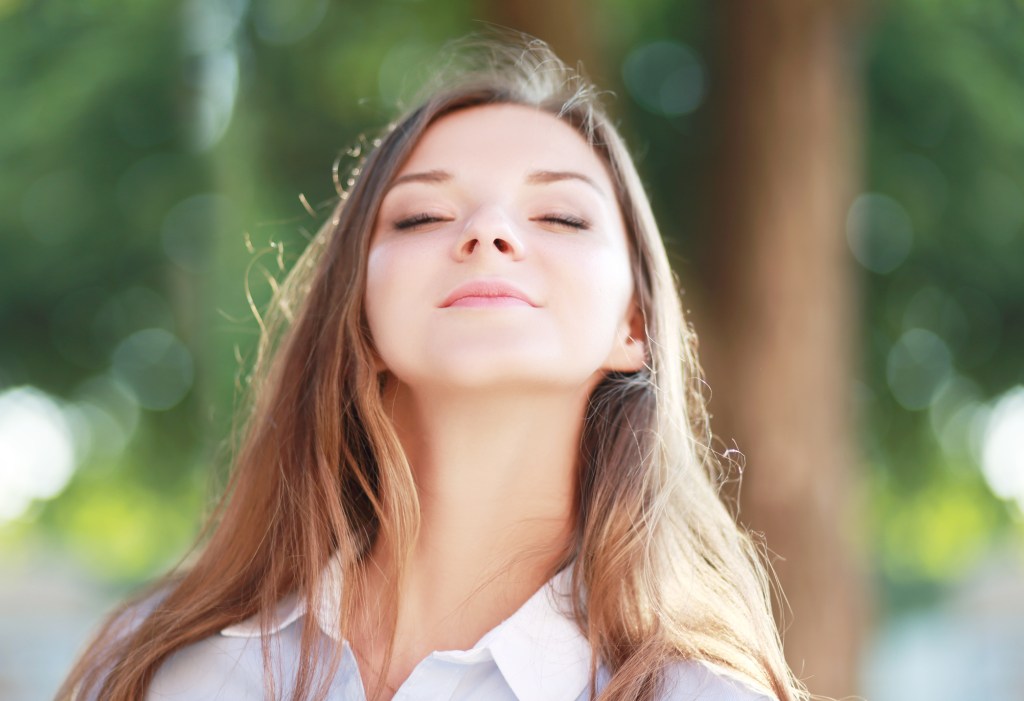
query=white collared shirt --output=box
[146,563,776,701]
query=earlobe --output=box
[367,339,389,374]
[615,334,648,372]
[604,306,648,373]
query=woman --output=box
[58,32,807,701]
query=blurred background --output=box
[1,0,1022,698]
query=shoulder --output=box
[68,588,173,701]
[145,611,319,701]
[657,659,778,701]
[145,628,273,700]
[72,589,325,701]
[144,600,359,701]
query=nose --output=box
[452,207,525,261]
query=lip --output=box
[440,279,538,308]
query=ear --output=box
[603,300,647,373]
[366,334,389,374]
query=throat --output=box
[347,542,572,699]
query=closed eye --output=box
[394,213,590,231]
[393,213,450,230]
[535,214,590,230]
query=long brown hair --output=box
[58,31,806,701]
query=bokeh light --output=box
[846,192,914,274]
[622,40,705,117]
[160,193,232,273]
[981,386,1024,512]
[110,329,194,411]
[886,328,953,411]
[0,387,77,523]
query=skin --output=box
[354,103,647,699]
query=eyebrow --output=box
[388,169,452,189]
[387,168,607,199]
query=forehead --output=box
[394,103,617,198]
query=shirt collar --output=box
[474,566,593,701]
[220,557,593,701]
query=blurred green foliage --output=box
[1,0,1022,611]
[857,0,1024,605]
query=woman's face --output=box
[364,103,645,392]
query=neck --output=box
[350,374,596,693]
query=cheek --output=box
[363,248,387,329]
[363,246,408,355]
[552,248,634,343]
[363,241,440,375]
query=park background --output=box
[1,0,1023,698]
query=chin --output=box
[435,357,556,388]
[389,355,591,392]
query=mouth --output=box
[440,279,538,308]
[445,295,533,308]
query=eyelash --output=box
[542,214,589,230]
[393,213,590,231]
[393,213,446,230]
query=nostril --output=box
[494,239,509,253]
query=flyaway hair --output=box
[57,29,807,701]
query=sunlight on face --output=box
[364,103,642,392]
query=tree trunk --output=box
[702,2,868,697]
